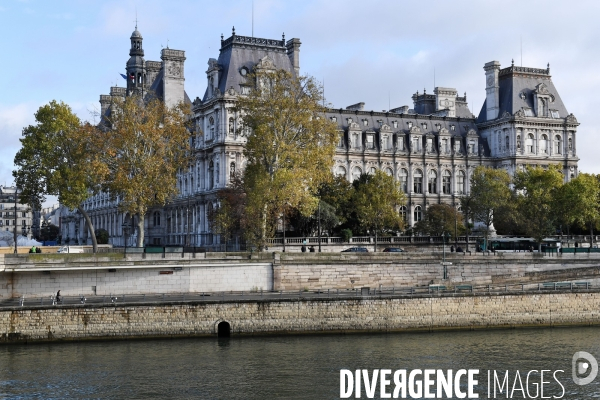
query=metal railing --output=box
[1,281,594,309]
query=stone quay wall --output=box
[2,291,600,343]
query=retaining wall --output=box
[2,291,600,343]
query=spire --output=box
[130,25,144,57]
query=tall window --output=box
[540,134,548,154]
[399,169,408,193]
[353,133,360,149]
[385,168,393,176]
[505,135,509,151]
[209,116,215,140]
[442,138,449,153]
[337,166,346,178]
[412,137,420,152]
[454,138,461,154]
[208,161,214,190]
[397,135,405,151]
[442,170,451,194]
[399,206,407,222]
[414,206,422,222]
[338,133,345,148]
[427,138,433,152]
[568,137,573,151]
[428,170,437,194]
[153,211,161,227]
[414,169,423,194]
[352,166,362,182]
[457,171,466,194]
[554,135,562,154]
[517,135,521,150]
[468,140,476,154]
[526,133,534,153]
[366,135,375,149]
[382,135,390,150]
[229,117,235,135]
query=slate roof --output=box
[477,65,569,123]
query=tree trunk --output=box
[374,230,377,253]
[136,213,145,247]
[591,222,594,249]
[77,206,98,253]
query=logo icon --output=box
[573,351,598,385]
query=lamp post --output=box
[318,201,322,253]
[441,232,451,280]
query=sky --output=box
[1,0,599,205]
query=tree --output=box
[469,166,511,250]
[208,174,246,249]
[414,204,465,238]
[99,94,192,247]
[234,69,338,249]
[513,166,564,251]
[13,101,101,252]
[556,173,600,246]
[95,229,109,245]
[353,171,405,252]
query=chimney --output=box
[286,38,301,76]
[484,61,501,120]
[346,102,365,111]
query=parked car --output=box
[341,247,368,252]
[383,247,406,253]
[57,246,85,254]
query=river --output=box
[1,327,600,399]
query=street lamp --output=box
[441,231,452,280]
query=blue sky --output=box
[2,0,599,204]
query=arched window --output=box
[412,136,420,152]
[526,133,534,153]
[468,139,476,154]
[428,170,437,194]
[382,135,390,150]
[369,167,377,175]
[414,169,423,194]
[230,162,236,180]
[399,206,407,222]
[555,135,562,154]
[517,134,521,149]
[153,211,161,227]
[454,138,461,154]
[336,166,346,178]
[414,205,422,222]
[208,161,214,190]
[215,162,220,185]
[352,166,362,182]
[229,117,235,135]
[385,168,393,176]
[441,138,449,153]
[399,169,408,193]
[568,137,573,151]
[457,171,466,194]
[352,133,360,149]
[397,135,405,151]
[505,135,509,151]
[442,170,451,194]
[540,134,548,154]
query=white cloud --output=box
[0,102,38,187]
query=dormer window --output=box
[240,67,248,76]
[392,121,398,129]
[407,122,413,129]
[551,110,560,118]
[450,125,455,131]
[377,120,383,127]
[421,123,427,130]
[363,119,369,127]
[331,117,337,122]
[366,134,375,149]
[523,108,534,117]
[347,118,353,124]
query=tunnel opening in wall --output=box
[217,321,231,338]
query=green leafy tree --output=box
[208,174,246,248]
[414,203,465,238]
[95,229,109,245]
[469,166,511,250]
[13,101,101,252]
[459,194,476,252]
[556,173,600,246]
[99,95,192,247]
[513,166,564,251]
[353,171,405,252]
[288,200,339,237]
[234,69,338,249]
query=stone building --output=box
[61,27,579,246]
[0,186,36,239]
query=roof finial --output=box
[221,33,224,42]
[511,58,514,67]
[423,88,426,95]
[282,32,285,41]
[547,62,550,72]
[232,26,236,35]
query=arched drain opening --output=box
[217,321,231,338]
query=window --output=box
[450,125,455,131]
[230,162,236,180]
[208,161,214,190]
[407,122,413,129]
[540,134,548,154]
[468,140,476,154]
[347,118,353,124]
[414,206,422,222]
[422,123,427,130]
[442,138,449,153]
[399,169,408,193]
[336,166,346,177]
[426,138,433,152]
[524,108,534,117]
[568,137,573,151]
[363,119,369,127]
[393,121,398,129]
[215,162,220,185]
[352,166,362,181]
[382,135,390,150]
[399,206,407,222]
[442,170,451,194]
[353,133,360,149]
[551,110,560,118]
[412,136,420,152]
[385,168,393,176]
[526,133,534,153]
[241,86,250,95]
[22,212,26,218]
[366,135,375,149]
[554,135,562,154]
[153,211,161,227]
[428,170,437,194]
[331,117,337,122]
[337,133,345,148]
[454,138,461,154]
[370,167,377,175]
[209,116,215,139]
[538,98,547,117]
[397,135,405,151]
[457,171,466,194]
[517,135,521,149]
[414,169,423,194]
[505,135,509,151]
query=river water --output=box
[1,327,600,399]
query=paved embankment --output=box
[2,289,600,343]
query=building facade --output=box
[60,28,579,247]
[0,186,36,239]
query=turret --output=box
[126,25,145,94]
